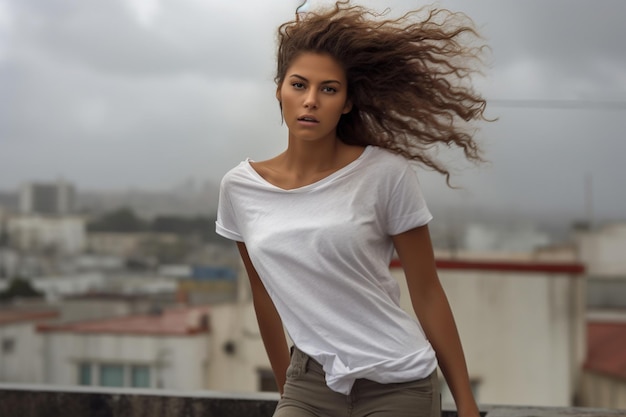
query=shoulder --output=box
[220,160,252,189]
[362,146,413,174]
[362,147,426,198]
[346,147,419,199]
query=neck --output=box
[282,137,344,174]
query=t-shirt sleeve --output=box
[215,175,244,242]
[386,164,433,236]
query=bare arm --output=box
[392,225,480,417]
[237,242,290,395]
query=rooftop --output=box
[37,305,211,336]
[0,309,59,326]
[390,258,586,274]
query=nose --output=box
[303,90,318,109]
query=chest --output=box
[240,184,387,255]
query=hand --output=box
[456,403,481,417]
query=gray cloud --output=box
[6,0,287,79]
[1,0,625,224]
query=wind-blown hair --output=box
[276,1,490,183]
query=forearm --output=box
[412,284,478,416]
[237,242,290,394]
[252,289,290,393]
[392,227,479,416]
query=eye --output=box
[292,82,305,89]
[322,86,337,93]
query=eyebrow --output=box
[289,74,342,85]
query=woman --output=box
[216,1,488,416]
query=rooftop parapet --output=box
[1,383,624,417]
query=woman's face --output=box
[277,52,352,143]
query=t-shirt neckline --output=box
[244,146,373,192]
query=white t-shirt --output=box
[216,145,437,395]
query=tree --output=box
[87,207,147,232]
[151,215,226,244]
[0,277,44,301]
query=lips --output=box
[297,115,319,123]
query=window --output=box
[78,363,92,386]
[2,338,15,354]
[1,338,15,354]
[77,362,151,388]
[100,364,124,387]
[131,365,150,388]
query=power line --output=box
[488,99,626,110]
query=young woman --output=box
[216,2,488,416]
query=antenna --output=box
[585,172,594,229]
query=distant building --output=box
[576,222,626,309]
[580,317,626,409]
[0,191,19,213]
[0,249,18,280]
[19,181,76,216]
[3,295,272,392]
[391,255,586,407]
[87,232,179,258]
[57,292,176,323]
[0,308,59,383]
[37,306,212,390]
[28,273,106,302]
[0,208,12,279]
[7,215,86,255]
[572,222,626,409]
[177,265,239,304]
[463,222,552,252]
[26,272,181,304]
[0,206,8,230]
[72,254,125,272]
[537,221,626,309]
[575,223,626,278]
[0,246,592,403]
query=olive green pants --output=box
[274,347,441,417]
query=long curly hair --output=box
[276,1,490,184]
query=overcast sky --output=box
[1,0,625,223]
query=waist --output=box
[289,345,439,396]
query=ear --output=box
[342,99,353,114]
[276,87,282,103]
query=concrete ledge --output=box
[0,383,278,417]
[1,383,624,417]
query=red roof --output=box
[0,310,59,326]
[584,321,626,380]
[37,306,211,336]
[390,259,585,274]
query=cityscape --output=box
[0,178,625,411]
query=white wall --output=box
[41,332,210,390]
[205,302,272,392]
[391,267,585,407]
[577,223,626,277]
[31,273,105,302]
[0,321,45,383]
